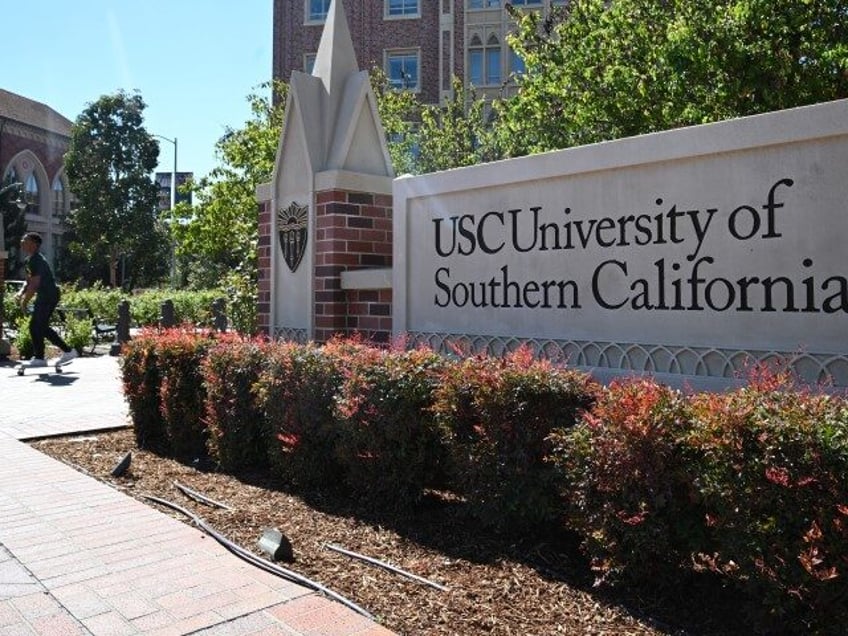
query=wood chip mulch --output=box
[32,428,750,635]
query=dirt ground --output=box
[32,428,748,635]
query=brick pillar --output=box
[314,190,392,343]
[257,199,272,336]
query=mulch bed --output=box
[32,428,749,635]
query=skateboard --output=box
[15,360,73,376]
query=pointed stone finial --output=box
[273,0,393,176]
[312,0,360,97]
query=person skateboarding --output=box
[15,232,78,369]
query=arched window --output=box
[52,176,66,217]
[485,34,502,85]
[469,34,484,86]
[25,173,40,216]
[469,32,502,86]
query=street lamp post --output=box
[154,135,178,286]
[154,134,178,212]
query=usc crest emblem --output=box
[277,201,308,272]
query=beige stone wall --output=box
[393,99,848,389]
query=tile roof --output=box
[0,88,73,137]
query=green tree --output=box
[371,70,502,175]
[414,77,502,174]
[1,178,27,279]
[370,67,421,175]
[64,90,168,288]
[169,81,288,332]
[495,0,848,157]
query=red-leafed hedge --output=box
[120,332,848,634]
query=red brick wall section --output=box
[0,129,68,186]
[314,189,393,344]
[257,199,272,336]
[344,287,393,345]
[272,0,464,107]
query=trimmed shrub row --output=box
[119,331,848,634]
[121,331,592,519]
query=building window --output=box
[485,34,502,85]
[509,47,525,77]
[25,173,39,216]
[469,34,501,86]
[469,35,483,86]
[305,53,317,74]
[510,0,542,6]
[386,0,419,18]
[468,0,500,8]
[306,0,330,22]
[52,177,65,217]
[387,51,419,90]
[3,167,20,191]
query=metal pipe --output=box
[324,542,449,591]
[173,480,233,510]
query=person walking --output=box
[15,232,78,368]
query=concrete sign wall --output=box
[394,100,848,389]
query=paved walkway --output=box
[0,355,394,635]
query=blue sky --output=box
[3,1,272,181]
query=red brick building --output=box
[272,0,568,107]
[0,89,73,277]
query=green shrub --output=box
[330,341,447,510]
[129,288,223,327]
[255,341,346,491]
[433,346,596,533]
[61,312,93,354]
[13,315,32,360]
[222,266,257,335]
[203,336,270,472]
[60,283,124,323]
[3,290,25,334]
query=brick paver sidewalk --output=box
[0,355,394,635]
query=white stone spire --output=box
[273,0,393,177]
[312,0,360,100]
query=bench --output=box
[56,307,117,353]
[90,309,118,350]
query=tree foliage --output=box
[170,82,287,286]
[168,81,287,333]
[372,71,503,175]
[415,77,502,174]
[495,0,848,157]
[64,90,168,288]
[1,178,27,278]
[370,67,421,175]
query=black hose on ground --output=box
[142,494,375,621]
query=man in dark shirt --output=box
[16,232,78,368]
